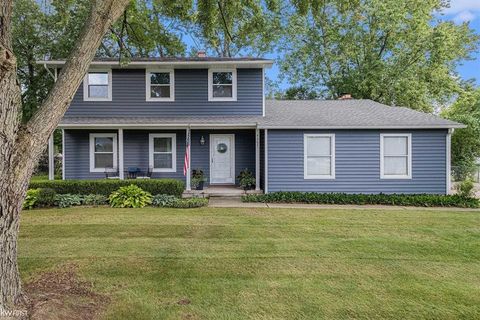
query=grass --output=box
[19,206,480,319]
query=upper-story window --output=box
[83,70,112,101]
[380,133,412,179]
[146,69,174,101]
[208,69,237,101]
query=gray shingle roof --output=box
[262,99,464,129]
[59,99,464,129]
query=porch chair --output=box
[136,166,153,179]
[104,167,120,179]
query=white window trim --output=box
[145,69,175,102]
[83,69,112,101]
[304,134,335,179]
[149,133,177,173]
[208,68,237,101]
[380,133,412,179]
[89,133,117,172]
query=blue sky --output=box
[260,0,480,90]
[443,0,480,85]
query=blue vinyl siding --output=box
[64,129,256,184]
[66,68,263,117]
[267,129,447,194]
[123,130,186,181]
[64,130,116,180]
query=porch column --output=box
[62,129,65,180]
[48,134,55,180]
[186,127,191,191]
[255,126,260,191]
[118,128,124,180]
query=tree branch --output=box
[24,0,130,144]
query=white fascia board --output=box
[37,60,274,69]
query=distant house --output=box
[39,56,464,195]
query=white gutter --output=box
[258,125,466,129]
[58,123,258,129]
[37,60,274,69]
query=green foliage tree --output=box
[190,0,282,57]
[443,87,480,178]
[280,0,479,111]
[282,86,319,100]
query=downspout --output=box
[446,128,453,194]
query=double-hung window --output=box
[149,134,176,172]
[380,133,412,179]
[89,133,117,172]
[208,69,237,101]
[146,69,174,101]
[83,70,112,101]
[304,134,335,179]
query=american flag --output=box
[183,132,190,176]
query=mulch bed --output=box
[23,264,109,320]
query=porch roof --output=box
[59,99,464,129]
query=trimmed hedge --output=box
[152,194,209,208]
[242,192,480,208]
[30,179,184,197]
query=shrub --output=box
[152,194,178,207]
[55,194,83,208]
[191,169,206,189]
[237,168,255,190]
[171,198,209,208]
[36,188,57,207]
[23,189,41,210]
[242,192,480,208]
[152,194,209,208]
[109,185,152,208]
[29,179,184,197]
[455,179,476,198]
[83,194,108,206]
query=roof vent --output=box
[197,50,206,58]
[338,93,352,100]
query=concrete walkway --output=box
[208,196,480,211]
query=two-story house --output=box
[40,56,463,194]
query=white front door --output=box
[210,134,235,184]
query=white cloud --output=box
[443,0,480,14]
[442,0,480,23]
[453,10,475,23]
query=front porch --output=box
[50,125,264,193]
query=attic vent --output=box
[197,50,206,58]
[338,93,352,100]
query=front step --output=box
[182,188,262,198]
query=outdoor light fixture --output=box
[200,136,206,145]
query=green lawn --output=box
[19,206,480,319]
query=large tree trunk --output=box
[0,0,130,315]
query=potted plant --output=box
[191,169,206,190]
[237,168,256,190]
